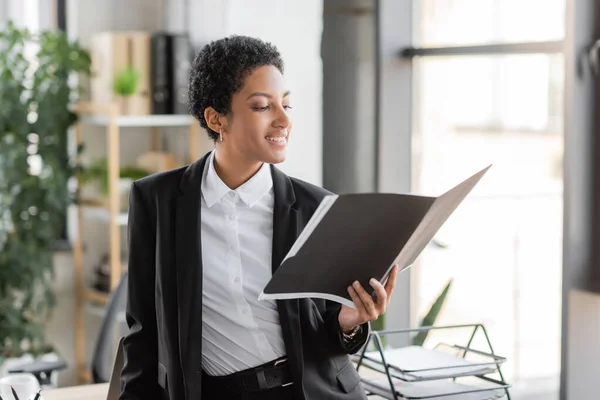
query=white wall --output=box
[67,0,164,43]
[567,290,600,399]
[167,0,324,185]
[0,0,37,29]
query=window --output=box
[409,1,565,395]
[417,0,565,47]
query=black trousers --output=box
[200,362,297,400]
[201,377,295,400]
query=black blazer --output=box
[120,152,369,400]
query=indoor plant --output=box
[80,158,149,198]
[0,21,91,364]
[112,66,140,115]
[412,279,453,346]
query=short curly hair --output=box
[188,35,284,141]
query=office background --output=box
[1,0,599,399]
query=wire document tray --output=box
[352,324,511,400]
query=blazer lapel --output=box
[270,166,304,383]
[271,165,297,274]
[176,152,210,381]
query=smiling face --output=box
[207,65,292,166]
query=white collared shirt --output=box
[200,150,286,376]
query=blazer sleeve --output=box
[119,182,159,399]
[322,301,369,355]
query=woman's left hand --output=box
[338,264,399,334]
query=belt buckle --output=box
[274,357,287,367]
[273,358,293,387]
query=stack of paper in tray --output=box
[354,345,507,400]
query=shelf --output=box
[80,198,128,226]
[80,114,194,127]
[80,197,109,208]
[83,207,128,226]
[77,368,92,383]
[84,288,110,305]
[85,302,127,322]
[85,301,107,317]
[72,102,205,386]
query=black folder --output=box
[259,165,491,308]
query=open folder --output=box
[258,165,491,308]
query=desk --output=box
[42,383,109,400]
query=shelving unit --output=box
[71,102,204,383]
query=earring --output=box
[219,129,223,142]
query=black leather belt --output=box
[203,358,293,394]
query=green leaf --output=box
[80,158,149,195]
[412,279,453,347]
[371,315,385,331]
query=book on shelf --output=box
[259,165,491,308]
[150,32,192,115]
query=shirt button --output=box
[228,192,236,198]
[234,276,240,283]
[241,308,248,314]
[228,214,236,221]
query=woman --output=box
[120,35,398,400]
